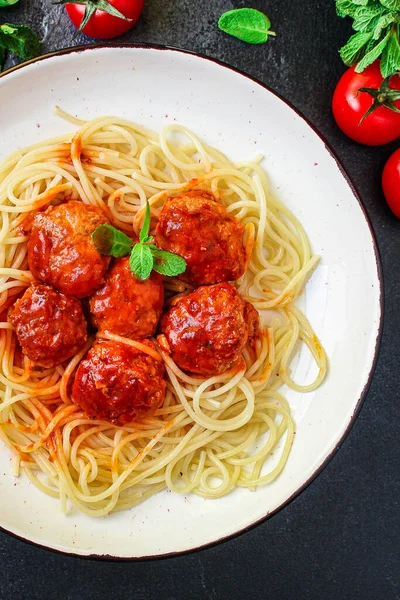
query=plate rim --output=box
[0,42,384,561]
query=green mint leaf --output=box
[129,244,154,280]
[363,36,379,54]
[0,0,19,5]
[218,8,276,44]
[139,200,152,243]
[355,30,391,71]
[339,31,373,65]
[336,0,400,73]
[379,0,400,9]
[352,6,386,32]
[92,224,133,257]
[0,46,6,70]
[150,247,187,277]
[380,32,400,76]
[0,24,40,62]
[372,13,395,39]
[336,0,360,18]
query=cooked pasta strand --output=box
[0,113,327,516]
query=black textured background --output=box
[1,1,399,599]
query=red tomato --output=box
[332,61,400,146]
[66,0,144,39]
[382,148,400,218]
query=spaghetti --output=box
[0,110,327,516]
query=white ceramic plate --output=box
[0,45,382,559]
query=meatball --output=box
[8,283,88,368]
[89,257,164,339]
[28,201,110,298]
[155,191,247,286]
[243,301,260,342]
[72,340,166,425]
[159,282,259,376]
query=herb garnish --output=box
[218,8,276,45]
[92,201,187,281]
[0,23,40,71]
[337,0,400,77]
[92,224,133,258]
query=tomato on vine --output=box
[57,0,144,39]
[332,61,400,146]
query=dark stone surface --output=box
[0,1,399,599]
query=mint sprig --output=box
[139,199,153,244]
[130,244,154,280]
[92,201,187,281]
[149,246,187,277]
[92,224,132,257]
[0,0,19,6]
[336,0,400,77]
[0,23,40,71]
[218,8,276,45]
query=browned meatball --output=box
[8,283,88,368]
[159,282,259,376]
[72,340,166,425]
[89,257,164,339]
[155,191,247,286]
[243,301,260,342]
[28,201,110,298]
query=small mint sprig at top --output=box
[336,0,400,78]
[92,201,187,281]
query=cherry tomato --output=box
[382,148,400,218]
[66,0,144,40]
[332,61,400,146]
